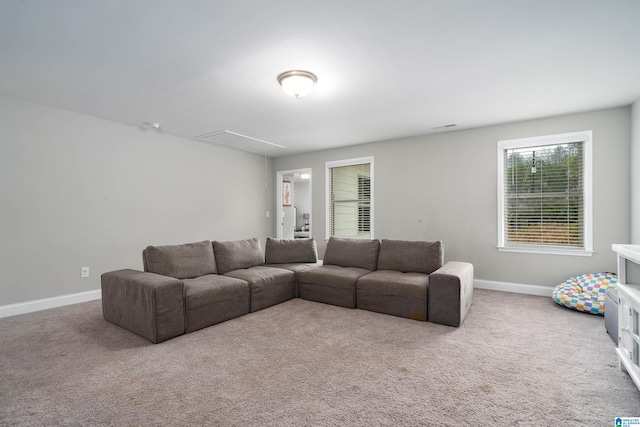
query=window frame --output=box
[325,156,374,240]
[497,131,593,256]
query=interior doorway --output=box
[276,168,312,239]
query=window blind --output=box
[329,163,371,238]
[503,141,584,248]
[357,176,371,233]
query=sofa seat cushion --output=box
[213,238,264,275]
[264,263,318,274]
[265,263,319,297]
[265,237,318,264]
[377,239,443,274]
[356,270,429,321]
[298,265,371,309]
[144,240,217,279]
[182,275,250,333]
[322,237,380,271]
[224,266,295,312]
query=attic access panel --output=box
[195,130,285,154]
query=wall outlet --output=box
[266,210,270,218]
[81,267,90,278]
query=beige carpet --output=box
[1,289,639,426]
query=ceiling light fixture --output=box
[300,173,310,179]
[277,70,317,98]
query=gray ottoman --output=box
[605,287,619,344]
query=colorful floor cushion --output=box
[552,272,618,315]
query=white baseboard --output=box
[0,289,102,318]
[474,279,553,297]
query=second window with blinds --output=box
[497,131,593,256]
[326,157,374,240]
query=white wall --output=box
[0,95,274,306]
[273,106,631,288]
[631,97,640,244]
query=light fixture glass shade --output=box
[300,172,310,179]
[277,70,317,98]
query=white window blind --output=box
[497,131,592,256]
[326,157,373,239]
[357,176,371,233]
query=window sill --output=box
[325,236,374,241]
[497,246,594,257]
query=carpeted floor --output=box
[1,288,639,426]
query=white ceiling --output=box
[1,0,639,157]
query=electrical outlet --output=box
[266,210,270,218]
[81,267,90,278]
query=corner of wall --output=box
[632,97,640,244]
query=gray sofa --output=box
[102,238,318,343]
[102,236,473,344]
[300,237,474,326]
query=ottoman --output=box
[605,287,619,344]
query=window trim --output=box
[497,131,593,256]
[325,156,374,240]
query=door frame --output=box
[276,168,312,239]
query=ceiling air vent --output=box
[194,130,285,154]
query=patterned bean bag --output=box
[552,272,618,315]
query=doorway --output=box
[276,168,312,239]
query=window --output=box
[326,157,374,239]
[497,131,592,256]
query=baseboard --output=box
[474,279,553,297]
[0,289,102,318]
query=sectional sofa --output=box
[101,237,473,343]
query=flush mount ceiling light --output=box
[277,70,317,98]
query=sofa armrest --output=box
[428,261,474,327]
[101,269,185,343]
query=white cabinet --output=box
[613,244,640,391]
[617,284,640,387]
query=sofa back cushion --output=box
[143,240,217,279]
[265,237,318,264]
[376,239,444,274]
[213,238,264,274]
[322,237,380,271]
